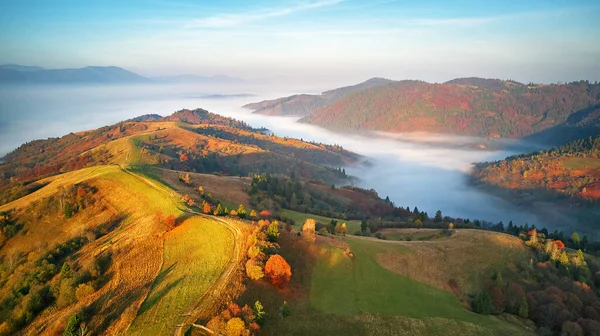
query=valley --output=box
[1,80,599,336]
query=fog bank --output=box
[1,84,544,229]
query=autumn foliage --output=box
[264,254,292,288]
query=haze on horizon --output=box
[1,0,600,87]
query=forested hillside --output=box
[298,79,600,141]
[0,109,357,205]
[471,136,600,236]
[243,77,393,116]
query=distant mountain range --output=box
[0,64,244,85]
[245,77,600,145]
[243,77,393,116]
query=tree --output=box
[360,219,368,235]
[202,201,211,214]
[559,251,570,265]
[259,210,272,218]
[249,210,257,219]
[63,312,82,336]
[64,203,73,219]
[254,301,265,325]
[245,259,264,280]
[434,210,443,223]
[561,321,583,336]
[214,204,225,216]
[517,298,529,318]
[495,271,504,288]
[237,204,247,219]
[281,301,291,317]
[473,291,492,315]
[225,317,246,336]
[414,218,423,229]
[302,218,316,242]
[448,223,454,229]
[571,232,581,248]
[340,223,347,235]
[490,286,505,314]
[264,254,292,288]
[266,221,280,242]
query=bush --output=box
[353,230,362,236]
[75,283,95,301]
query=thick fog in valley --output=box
[0,84,546,230]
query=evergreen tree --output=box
[434,210,443,223]
[237,204,246,219]
[360,219,368,235]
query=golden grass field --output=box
[366,229,530,295]
[0,165,246,335]
[126,216,235,335]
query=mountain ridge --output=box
[294,78,600,143]
[0,64,244,85]
[243,77,394,116]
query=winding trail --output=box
[172,211,243,336]
[116,165,244,336]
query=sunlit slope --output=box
[247,230,533,336]
[127,216,236,335]
[0,165,190,335]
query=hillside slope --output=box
[471,136,600,237]
[298,79,600,141]
[243,77,393,116]
[0,109,357,205]
[0,165,245,335]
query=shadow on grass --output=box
[136,264,185,316]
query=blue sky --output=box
[1,0,599,84]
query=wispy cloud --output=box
[186,0,344,28]
[407,17,495,27]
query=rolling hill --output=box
[0,108,357,206]
[243,77,393,116]
[299,79,600,141]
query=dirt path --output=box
[173,211,243,336]
[117,165,244,336]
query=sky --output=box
[1,0,600,85]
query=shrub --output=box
[264,255,292,288]
[353,230,362,236]
[75,283,95,301]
